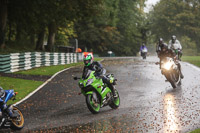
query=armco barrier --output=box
[0,52,83,73]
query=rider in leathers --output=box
[140,43,148,56]
[156,38,167,68]
[83,53,117,97]
[159,43,184,79]
[0,87,17,119]
[168,35,183,60]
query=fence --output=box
[0,52,83,73]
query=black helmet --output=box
[159,38,163,44]
[0,87,5,98]
[171,35,176,43]
[161,43,168,51]
[142,42,145,46]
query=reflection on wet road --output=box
[9,56,200,132]
[164,93,179,132]
[58,56,200,133]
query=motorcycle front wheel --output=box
[11,106,24,130]
[109,89,120,109]
[86,94,100,114]
[169,72,180,88]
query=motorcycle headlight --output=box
[86,79,93,86]
[163,61,173,70]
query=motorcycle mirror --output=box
[73,77,78,80]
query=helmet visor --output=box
[84,60,91,66]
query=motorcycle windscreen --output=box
[142,48,148,52]
[82,68,92,79]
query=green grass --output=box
[0,76,43,105]
[15,58,102,76]
[190,129,200,133]
[15,62,83,76]
[182,56,200,67]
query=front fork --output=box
[92,92,98,103]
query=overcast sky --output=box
[144,0,160,12]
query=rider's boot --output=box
[102,76,117,97]
[178,63,184,79]
[109,84,117,98]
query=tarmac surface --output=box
[3,56,200,132]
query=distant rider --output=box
[156,38,164,56]
[158,43,184,79]
[83,53,117,97]
[0,87,17,118]
[168,35,182,60]
[140,43,148,56]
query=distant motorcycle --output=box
[160,57,181,88]
[74,68,120,114]
[0,90,24,130]
[141,48,148,59]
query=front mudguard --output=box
[85,91,93,95]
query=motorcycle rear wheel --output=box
[86,94,100,114]
[11,106,24,130]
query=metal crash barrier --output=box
[0,52,83,73]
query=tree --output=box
[148,0,200,52]
[116,0,144,55]
[0,0,8,49]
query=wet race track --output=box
[4,56,200,133]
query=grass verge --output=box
[190,129,200,133]
[0,76,43,105]
[182,56,200,67]
[15,62,83,76]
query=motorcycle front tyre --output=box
[86,94,100,114]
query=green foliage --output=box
[115,0,144,56]
[148,0,200,53]
[1,0,146,55]
[181,36,196,49]
[75,0,145,56]
[55,22,77,46]
[180,36,198,55]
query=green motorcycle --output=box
[74,68,120,114]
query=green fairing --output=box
[77,70,120,114]
[79,71,112,105]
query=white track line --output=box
[14,67,74,105]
